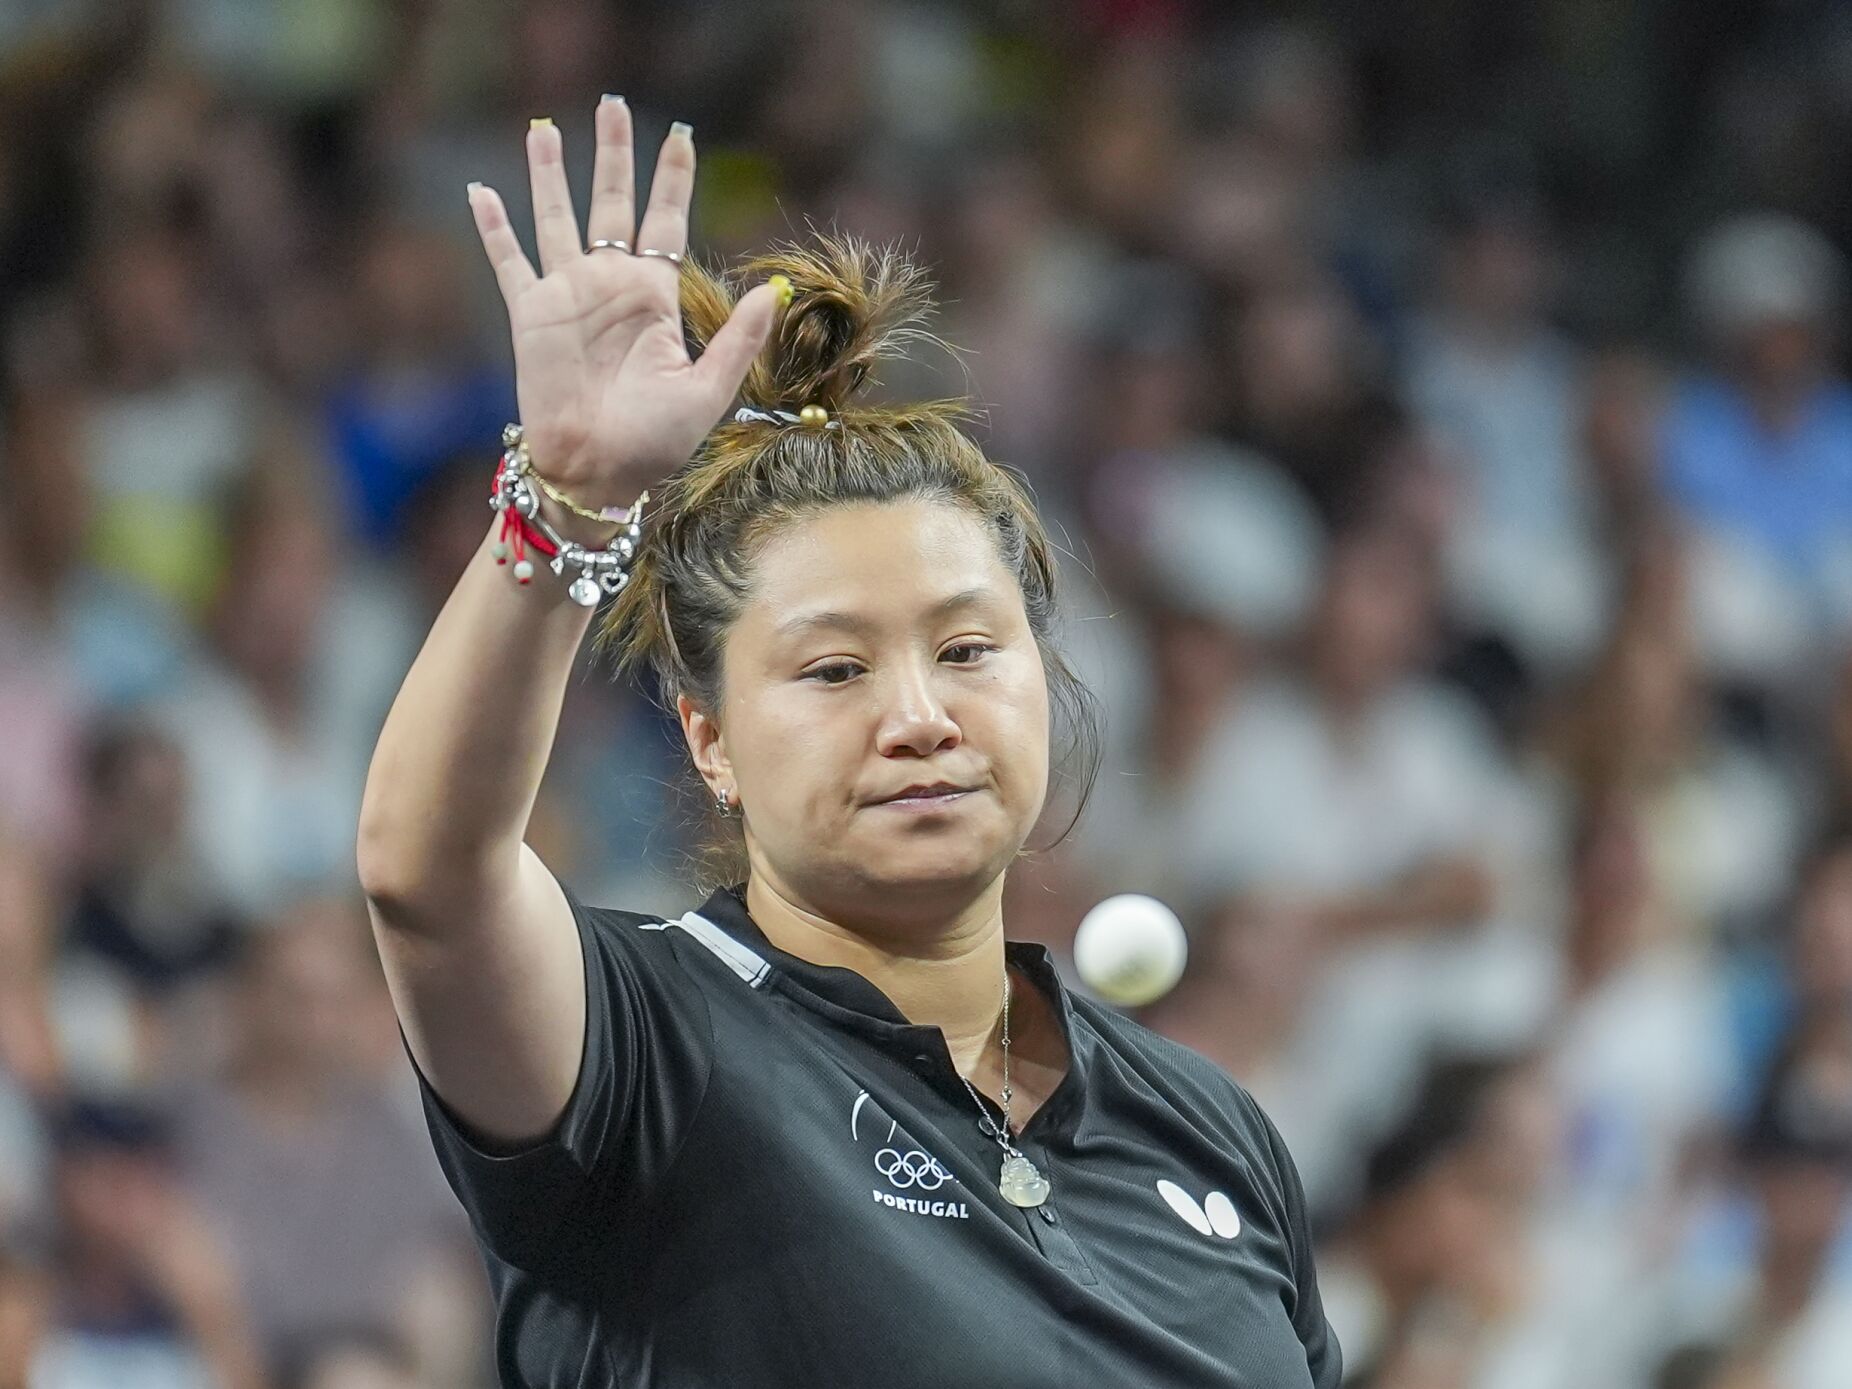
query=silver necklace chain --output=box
[955,965,1052,1206]
[956,967,1018,1153]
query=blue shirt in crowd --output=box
[1661,377,1852,591]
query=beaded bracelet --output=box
[500,423,651,526]
[488,424,646,606]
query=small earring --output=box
[715,787,735,817]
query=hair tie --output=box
[734,405,839,430]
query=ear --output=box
[677,693,731,794]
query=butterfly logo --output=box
[1156,1178,1241,1239]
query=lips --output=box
[875,784,975,805]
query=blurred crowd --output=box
[4,1,1852,1387]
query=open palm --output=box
[466,102,780,510]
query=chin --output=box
[851,836,1019,897]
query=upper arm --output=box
[366,846,715,1270]
[367,841,587,1150]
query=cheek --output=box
[976,656,1052,786]
[732,695,862,807]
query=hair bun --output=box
[683,231,940,416]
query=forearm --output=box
[358,102,771,907]
[356,505,612,904]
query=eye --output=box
[805,661,863,685]
[942,643,997,665]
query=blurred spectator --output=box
[1173,24,1362,297]
[1081,261,1325,638]
[1,379,200,714]
[1224,270,1390,519]
[1140,890,1326,1100]
[1541,535,1804,940]
[1659,1011,1852,1389]
[378,0,636,261]
[35,1095,267,1389]
[1661,213,1852,677]
[65,719,243,998]
[167,898,480,1381]
[1583,348,1676,543]
[1407,157,1579,539]
[0,819,154,1122]
[1065,261,1325,902]
[321,220,515,549]
[933,147,1102,482]
[1069,589,1256,905]
[0,388,97,864]
[1492,792,1736,1389]
[1317,1054,1537,1387]
[74,226,267,619]
[140,447,411,920]
[1064,31,1188,250]
[1726,834,1852,1123]
[1168,520,1549,1208]
[1402,161,1608,674]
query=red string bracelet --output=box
[489,452,559,584]
[487,431,642,604]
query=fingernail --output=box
[467,180,483,193]
[670,120,693,139]
[602,93,625,106]
[769,274,793,309]
[530,116,553,130]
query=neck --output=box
[743,872,1010,1077]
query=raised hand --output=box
[465,101,784,514]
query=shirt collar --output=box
[691,882,1082,1053]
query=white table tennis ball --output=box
[1073,893,1188,1007]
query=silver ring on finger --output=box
[588,239,633,253]
[636,247,684,265]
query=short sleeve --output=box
[403,882,715,1273]
[1244,1089,1343,1389]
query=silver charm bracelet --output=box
[489,423,645,608]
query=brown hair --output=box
[594,233,1103,889]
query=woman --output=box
[357,100,1340,1388]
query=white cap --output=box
[1686,212,1845,340]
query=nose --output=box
[874,655,961,758]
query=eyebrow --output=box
[772,587,999,641]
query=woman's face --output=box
[682,499,1051,912]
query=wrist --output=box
[489,423,647,607]
[513,427,652,525]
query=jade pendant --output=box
[999,1153,1051,1207]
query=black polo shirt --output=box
[407,881,1341,1388]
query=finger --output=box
[467,183,537,301]
[689,281,781,410]
[526,118,582,274]
[586,95,636,247]
[634,122,694,261]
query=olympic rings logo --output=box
[875,1146,953,1190]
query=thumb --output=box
[690,280,780,414]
